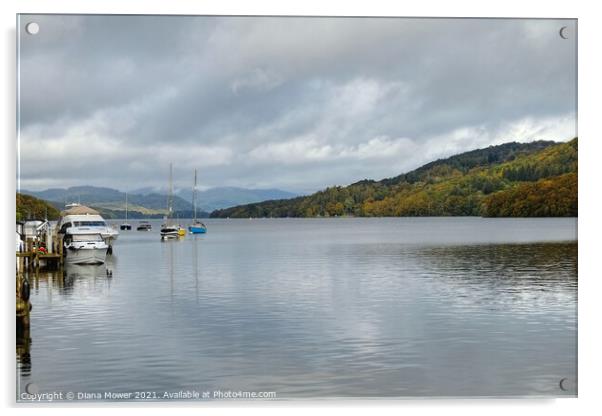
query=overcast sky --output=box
[17,15,577,193]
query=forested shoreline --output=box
[211,139,577,218]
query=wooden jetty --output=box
[16,234,64,271]
[16,272,31,324]
[16,223,64,339]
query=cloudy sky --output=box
[17,15,577,193]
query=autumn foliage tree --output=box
[212,139,578,218]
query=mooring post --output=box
[26,239,31,270]
[59,235,64,265]
[46,228,52,254]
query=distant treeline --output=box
[211,138,577,218]
[17,139,577,221]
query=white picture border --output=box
[2,1,599,415]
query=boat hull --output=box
[160,233,180,240]
[188,226,207,234]
[161,225,185,239]
[160,227,181,239]
[65,246,108,265]
[137,223,152,231]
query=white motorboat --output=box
[57,203,119,247]
[63,231,108,264]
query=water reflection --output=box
[17,219,577,399]
[16,318,31,377]
[26,259,115,296]
[162,234,204,304]
[192,236,200,304]
[63,263,112,292]
[412,243,577,311]
[416,243,577,282]
[17,260,116,381]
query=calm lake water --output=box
[17,218,577,400]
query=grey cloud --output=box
[18,15,577,193]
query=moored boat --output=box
[58,203,119,247]
[63,231,108,264]
[188,169,207,234]
[120,192,132,231]
[160,163,185,240]
[137,221,152,231]
[160,225,181,239]
[189,221,207,234]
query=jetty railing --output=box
[16,233,64,271]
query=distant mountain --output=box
[175,187,299,212]
[20,186,195,219]
[20,185,298,219]
[128,186,158,196]
[25,186,123,205]
[211,139,577,218]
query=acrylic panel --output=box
[16,15,577,402]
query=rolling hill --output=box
[20,185,298,219]
[20,186,195,219]
[210,139,577,218]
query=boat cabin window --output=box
[71,234,103,242]
[73,221,106,227]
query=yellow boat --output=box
[160,163,187,240]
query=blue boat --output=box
[189,221,207,234]
[188,169,208,234]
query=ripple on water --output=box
[18,218,577,398]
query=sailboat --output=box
[188,169,207,234]
[160,163,185,240]
[120,192,132,230]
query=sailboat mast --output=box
[125,192,128,221]
[193,169,197,221]
[168,163,174,220]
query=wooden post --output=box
[58,234,64,266]
[46,228,52,254]
[26,239,32,270]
